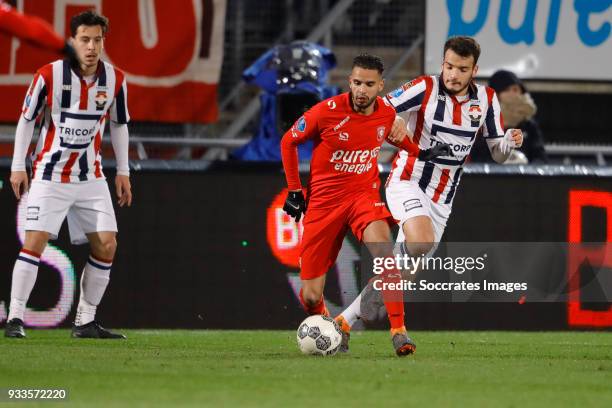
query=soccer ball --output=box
[296,315,342,356]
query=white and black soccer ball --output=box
[296,315,342,356]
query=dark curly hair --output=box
[70,10,109,37]
[352,54,384,74]
[444,36,481,64]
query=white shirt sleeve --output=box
[486,137,512,164]
[22,72,47,121]
[384,76,429,113]
[11,115,36,172]
[110,121,130,176]
[483,89,505,138]
[109,76,130,124]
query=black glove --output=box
[283,190,307,222]
[418,143,454,161]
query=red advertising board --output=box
[0,0,226,123]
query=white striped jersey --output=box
[384,75,504,205]
[22,59,129,183]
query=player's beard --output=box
[441,72,472,96]
[350,92,376,112]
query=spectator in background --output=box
[471,69,548,163]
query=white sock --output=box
[75,255,111,326]
[340,293,362,327]
[8,250,41,321]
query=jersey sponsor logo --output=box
[95,91,107,110]
[330,148,380,164]
[428,139,471,154]
[376,126,386,142]
[468,104,482,121]
[58,125,97,148]
[327,100,337,110]
[333,115,350,131]
[58,126,96,137]
[339,132,349,141]
[402,80,415,90]
[296,116,306,132]
[329,147,380,174]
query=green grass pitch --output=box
[1,330,611,407]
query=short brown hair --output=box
[443,36,481,64]
[70,10,109,37]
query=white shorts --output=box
[25,180,117,245]
[385,180,451,244]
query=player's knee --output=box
[23,231,50,255]
[94,237,117,260]
[403,222,436,256]
[405,241,435,258]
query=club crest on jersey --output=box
[327,100,337,110]
[468,104,482,121]
[339,132,349,141]
[296,116,307,132]
[376,126,386,142]
[95,91,107,110]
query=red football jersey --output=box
[281,92,417,209]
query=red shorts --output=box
[299,190,393,280]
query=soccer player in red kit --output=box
[280,54,449,356]
[0,0,74,56]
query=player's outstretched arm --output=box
[280,109,319,221]
[110,121,132,207]
[280,126,307,222]
[0,2,66,53]
[387,115,412,144]
[486,128,524,163]
[482,89,523,163]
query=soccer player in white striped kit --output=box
[385,36,523,254]
[5,10,131,339]
[336,36,523,347]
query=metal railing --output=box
[2,131,610,164]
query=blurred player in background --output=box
[281,54,450,356]
[0,0,74,57]
[338,36,524,331]
[4,10,131,339]
[471,69,547,164]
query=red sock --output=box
[384,300,405,329]
[299,288,329,316]
[381,267,405,329]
